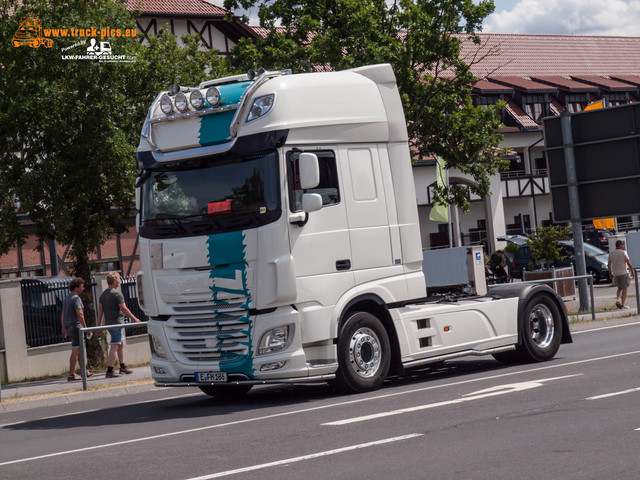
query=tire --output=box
[332,311,391,393]
[198,384,253,400]
[587,268,600,283]
[516,294,563,362]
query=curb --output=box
[0,380,156,413]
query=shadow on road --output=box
[3,358,513,432]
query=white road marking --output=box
[572,321,640,334]
[183,434,424,480]
[2,350,640,466]
[586,387,640,400]
[323,375,582,426]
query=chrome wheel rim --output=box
[348,327,382,378]
[529,304,554,348]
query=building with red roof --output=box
[415,33,640,252]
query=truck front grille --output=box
[167,311,251,364]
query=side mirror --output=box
[299,152,320,189]
[302,193,322,212]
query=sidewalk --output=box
[0,365,155,412]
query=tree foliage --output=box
[0,0,230,286]
[225,0,508,210]
[527,225,571,270]
[0,0,230,363]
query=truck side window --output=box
[287,150,340,212]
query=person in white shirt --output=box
[608,240,635,309]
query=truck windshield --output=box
[139,152,280,238]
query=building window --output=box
[605,93,628,106]
[522,94,548,122]
[474,95,501,107]
[95,262,120,273]
[524,102,545,122]
[565,94,589,113]
[566,102,583,113]
[534,155,548,175]
[501,153,526,178]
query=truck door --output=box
[286,149,354,302]
[338,146,394,275]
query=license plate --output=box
[195,371,228,383]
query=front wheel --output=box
[587,267,600,283]
[199,384,253,400]
[332,311,391,393]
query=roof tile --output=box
[127,0,228,16]
[464,33,640,78]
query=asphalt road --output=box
[2,320,640,480]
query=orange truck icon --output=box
[13,17,53,48]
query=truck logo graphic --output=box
[12,17,53,48]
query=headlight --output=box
[149,335,166,358]
[258,325,292,355]
[206,87,221,107]
[160,94,173,115]
[246,94,275,123]
[190,89,204,109]
[175,92,188,112]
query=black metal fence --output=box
[21,277,70,347]
[20,275,147,348]
[120,276,148,336]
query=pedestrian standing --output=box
[608,240,635,309]
[61,277,93,381]
[97,272,140,378]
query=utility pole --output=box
[560,112,589,311]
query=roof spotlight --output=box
[175,92,188,112]
[190,90,204,109]
[206,87,221,107]
[160,94,173,115]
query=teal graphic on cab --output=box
[198,81,251,146]
[206,231,253,378]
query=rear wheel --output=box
[332,311,391,393]
[494,294,563,364]
[199,384,253,400]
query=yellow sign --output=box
[593,218,614,229]
[584,100,605,111]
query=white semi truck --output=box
[135,64,571,398]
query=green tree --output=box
[0,0,231,364]
[225,0,508,210]
[527,226,571,270]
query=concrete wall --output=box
[0,277,150,384]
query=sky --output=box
[229,0,640,36]
[484,0,640,36]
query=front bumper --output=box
[154,373,336,387]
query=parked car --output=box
[498,236,611,283]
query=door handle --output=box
[336,259,351,271]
